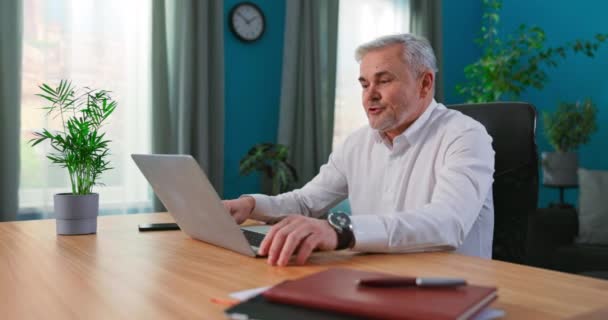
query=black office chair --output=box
[449,102,539,263]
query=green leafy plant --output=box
[28,80,117,195]
[239,143,298,195]
[457,0,608,103]
[543,99,598,152]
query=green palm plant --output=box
[28,80,116,195]
[239,143,298,195]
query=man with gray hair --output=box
[224,34,495,266]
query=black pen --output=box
[357,276,467,288]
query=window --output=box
[333,0,410,148]
[20,0,153,217]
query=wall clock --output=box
[229,2,266,42]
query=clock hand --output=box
[237,11,250,24]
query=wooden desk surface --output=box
[2,213,607,319]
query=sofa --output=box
[527,207,608,279]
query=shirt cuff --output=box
[350,215,389,252]
[241,194,284,223]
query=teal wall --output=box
[443,0,608,207]
[442,0,482,104]
[223,0,286,198]
[499,0,608,207]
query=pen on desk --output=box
[357,276,467,288]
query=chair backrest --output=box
[449,102,538,263]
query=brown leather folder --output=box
[262,268,497,320]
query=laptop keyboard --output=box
[242,229,265,247]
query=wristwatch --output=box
[327,211,355,250]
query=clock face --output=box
[230,2,265,42]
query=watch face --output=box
[230,2,265,42]
[329,211,351,232]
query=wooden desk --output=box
[2,213,607,319]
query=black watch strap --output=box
[335,228,354,250]
[328,211,355,250]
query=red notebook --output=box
[262,268,497,320]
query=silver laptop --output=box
[132,154,269,257]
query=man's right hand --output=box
[222,196,255,224]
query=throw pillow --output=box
[577,168,608,245]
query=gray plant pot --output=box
[54,193,99,235]
[542,152,578,186]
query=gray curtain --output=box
[410,0,444,103]
[151,0,224,209]
[0,0,23,222]
[278,0,339,186]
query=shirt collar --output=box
[373,99,439,147]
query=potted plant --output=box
[29,80,116,235]
[457,0,607,102]
[542,99,598,185]
[239,143,298,195]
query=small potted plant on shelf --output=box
[29,80,117,235]
[542,98,597,186]
[239,143,298,195]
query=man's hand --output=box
[258,215,338,266]
[222,197,255,224]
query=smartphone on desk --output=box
[138,223,180,232]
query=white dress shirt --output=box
[248,100,495,258]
